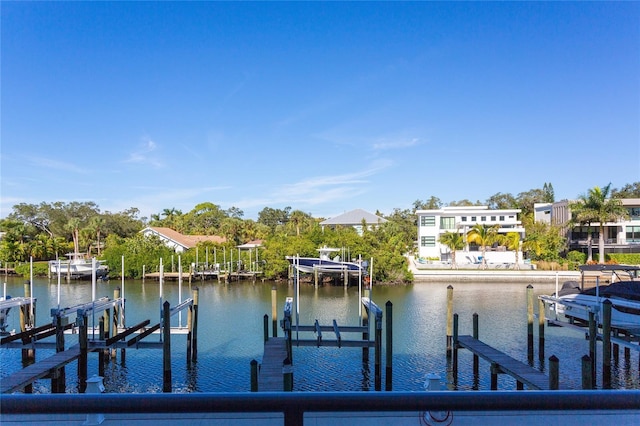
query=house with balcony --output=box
[535,198,640,256]
[415,206,525,265]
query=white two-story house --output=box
[416,206,525,264]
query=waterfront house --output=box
[320,208,387,235]
[535,198,640,256]
[415,206,525,265]
[140,227,226,253]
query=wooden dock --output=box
[456,335,551,390]
[0,345,83,394]
[258,337,288,391]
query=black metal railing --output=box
[2,391,639,426]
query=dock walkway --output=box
[0,345,82,394]
[258,337,288,392]
[456,335,551,390]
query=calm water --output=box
[1,275,638,393]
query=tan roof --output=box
[144,227,226,249]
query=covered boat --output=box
[540,264,640,334]
[286,246,366,276]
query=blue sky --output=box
[2,2,639,221]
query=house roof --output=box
[237,239,263,249]
[320,209,387,226]
[143,227,226,249]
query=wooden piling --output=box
[78,312,88,393]
[538,298,545,361]
[452,313,459,380]
[472,313,479,377]
[163,301,172,393]
[549,355,559,390]
[263,314,269,343]
[98,317,105,377]
[446,285,454,358]
[191,287,199,362]
[113,288,120,359]
[602,299,612,389]
[283,357,293,391]
[362,288,370,362]
[53,312,66,393]
[527,284,534,364]
[582,354,593,389]
[385,300,393,391]
[271,286,278,338]
[374,311,382,391]
[490,363,499,390]
[588,311,597,386]
[250,359,258,392]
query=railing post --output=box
[549,355,559,390]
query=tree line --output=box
[1,182,638,281]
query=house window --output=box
[629,208,640,220]
[481,216,486,222]
[626,226,640,243]
[440,217,455,230]
[421,216,436,226]
[421,236,436,247]
[491,216,496,221]
[461,217,467,222]
[499,216,505,221]
[471,216,477,222]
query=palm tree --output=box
[65,218,81,257]
[89,216,106,256]
[438,231,465,269]
[570,184,629,264]
[502,232,521,270]
[466,224,499,269]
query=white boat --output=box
[49,253,108,279]
[541,264,640,334]
[0,295,11,334]
[286,246,366,276]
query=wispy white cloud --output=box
[29,157,88,174]
[124,138,164,168]
[372,137,420,151]
[228,160,393,210]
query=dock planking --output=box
[258,337,288,391]
[456,335,551,390]
[0,345,83,394]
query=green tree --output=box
[257,206,291,232]
[413,196,443,210]
[466,224,500,269]
[611,182,640,198]
[569,184,629,264]
[486,192,518,210]
[438,231,465,269]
